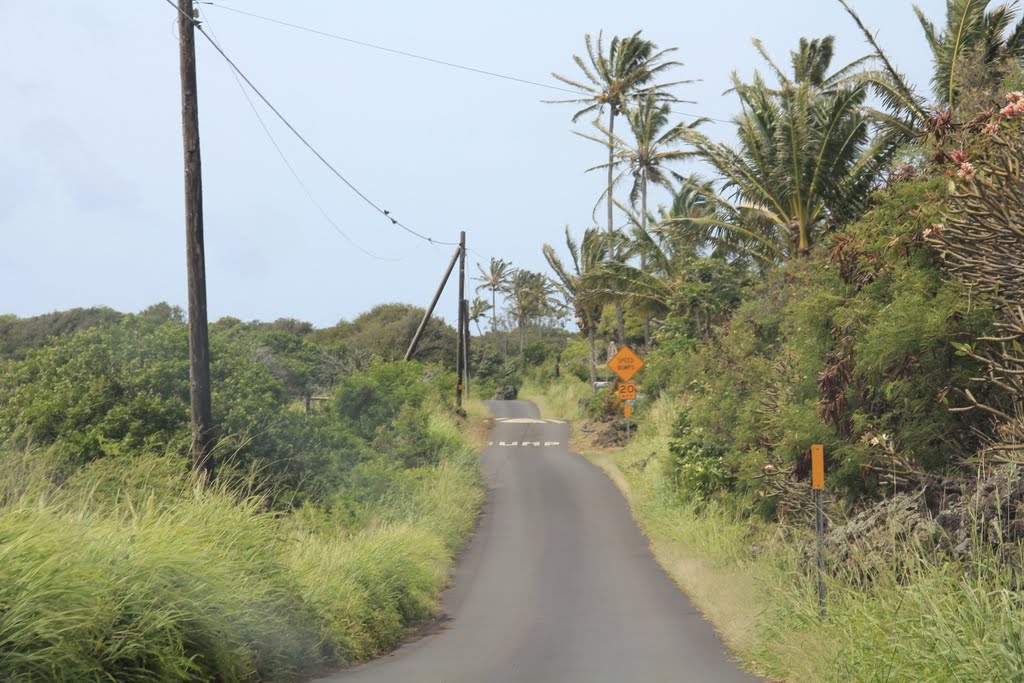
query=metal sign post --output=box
[623,403,633,443]
[811,444,826,618]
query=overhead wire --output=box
[198,1,735,125]
[161,0,460,247]
[196,4,408,262]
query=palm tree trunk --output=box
[519,324,526,353]
[641,172,651,350]
[607,108,626,345]
[491,288,498,332]
[587,326,598,390]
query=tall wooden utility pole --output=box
[178,0,215,477]
[455,231,466,409]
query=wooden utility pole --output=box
[462,298,471,399]
[178,0,215,477]
[455,231,466,409]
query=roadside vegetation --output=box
[0,306,482,681]
[9,2,1024,680]
[511,3,1024,680]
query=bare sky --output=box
[2,1,941,327]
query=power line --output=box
[201,2,579,94]
[197,5,407,262]
[161,0,460,247]
[199,2,735,125]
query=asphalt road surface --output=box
[318,400,760,683]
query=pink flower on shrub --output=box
[949,149,968,163]
[1000,93,1024,118]
[956,162,976,179]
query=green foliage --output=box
[522,340,552,366]
[332,360,438,441]
[0,404,483,682]
[602,405,1024,683]
[660,412,731,502]
[0,307,124,361]
[0,317,191,466]
[559,338,594,383]
[648,176,997,506]
[307,303,456,368]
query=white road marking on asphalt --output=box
[523,442,540,447]
[496,418,566,425]
[489,441,563,448]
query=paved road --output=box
[318,400,759,683]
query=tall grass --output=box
[0,408,483,682]
[519,375,590,421]
[590,395,1024,682]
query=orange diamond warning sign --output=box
[608,345,645,382]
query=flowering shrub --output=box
[999,91,1024,118]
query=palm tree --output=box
[474,258,514,333]
[654,174,724,256]
[468,297,491,336]
[678,36,896,262]
[915,0,1024,113]
[582,94,701,347]
[506,270,560,353]
[581,92,699,232]
[543,227,612,386]
[840,0,1024,135]
[584,225,749,341]
[549,31,686,344]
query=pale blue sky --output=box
[2,1,942,327]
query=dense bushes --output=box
[645,176,999,508]
[0,305,486,681]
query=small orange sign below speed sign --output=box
[617,382,637,401]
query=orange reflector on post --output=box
[624,404,633,418]
[811,444,825,490]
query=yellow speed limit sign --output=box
[617,382,637,401]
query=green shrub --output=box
[660,412,731,502]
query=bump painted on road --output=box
[486,441,562,447]
[495,418,566,425]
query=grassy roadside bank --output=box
[522,379,1024,682]
[0,408,483,683]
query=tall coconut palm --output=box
[581,92,700,232]
[581,94,700,347]
[474,258,514,333]
[679,36,896,262]
[543,227,612,386]
[548,31,686,344]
